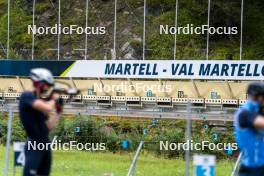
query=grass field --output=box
[0,145,234,176]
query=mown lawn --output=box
[0,145,234,176]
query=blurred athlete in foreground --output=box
[19,68,63,176]
[234,82,264,176]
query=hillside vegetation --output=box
[0,0,263,60]
[0,113,235,159]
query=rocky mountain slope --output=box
[0,0,263,60]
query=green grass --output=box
[0,145,234,176]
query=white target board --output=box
[14,142,25,166]
[193,155,215,176]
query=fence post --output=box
[127,141,144,176]
[231,152,242,176]
[185,102,192,176]
[4,107,13,176]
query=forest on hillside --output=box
[0,0,263,60]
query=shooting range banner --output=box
[64,60,264,80]
[1,60,264,80]
[0,60,73,76]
